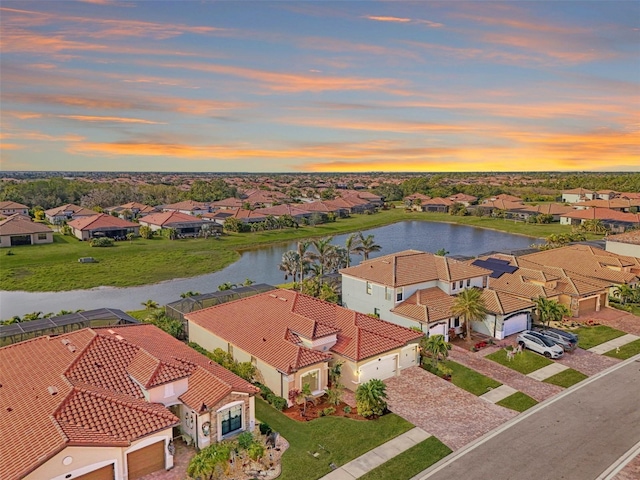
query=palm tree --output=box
[326,246,348,273]
[180,291,200,298]
[308,236,336,281]
[218,282,236,291]
[451,288,488,341]
[420,334,452,368]
[435,248,449,256]
[354,233,381,261]
[242,278,255,286]
[345,232,362,267]
[355,379,388,418]
[279,250,300,281]
[613,284,635,305]
[296,240,311,291]
[535,297,570,326]
[141,299,159,310]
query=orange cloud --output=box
[365,15,411,23]
[56,115,166,124]
[277,117,467,134]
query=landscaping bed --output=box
[256,399,414,480]
[282,398,363,422]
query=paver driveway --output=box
[385,366,517,451]
[585,307,640,336]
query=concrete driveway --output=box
[385,366,517,451]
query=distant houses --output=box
[0,214,53,247]
[68,213,140,240]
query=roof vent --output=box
[48,386,58,396]
[67,345,76,353]
[61,339,70,345]
[269,294,277,298]
[107,329,116,334]
[278,297,287,302]
[115,335,124,341]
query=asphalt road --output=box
[417,356,640,480]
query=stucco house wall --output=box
[606,240,640,258]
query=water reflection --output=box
[1,221,540,318]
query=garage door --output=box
[400,345,417,369]
[76,464,114,480]
[360,355,397,383]
[127,441,165,480]
[579,297,597,316]
[428,323,447,338]
[503,313,529,337]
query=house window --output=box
[366,282,372,295]
[453,317,461,328]
[221,404,243,436]
[385,287,392,301]
[164,383,174,398]
[459,281,464,288]
[37,233,47,240]
[301,370,319,392]
[466,279,471,287]
[396,290,403,302]
[374,308,380,317]
[451,282,456,291]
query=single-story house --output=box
[419,197,454,213]
[0,201,29,216]
[448,193,478,206]
[559,208,640,232]
[45,204,96,224]
[0,324,257,480]
[572,198,640,212]
[605,231,640,258]
[0,214,53,247]
[404,193,432,210]
[202,208,268,225]
[139,210,216,236]
[186,289,423,397]
[104,202,158,219]
[508,203,574,222]
[254,204,313,222]
[68,213,140,240]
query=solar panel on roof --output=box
[471,258,518,278]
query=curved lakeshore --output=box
[0,219,551,318]
[0,208,581,296]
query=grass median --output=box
[486,348,554,374]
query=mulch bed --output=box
[282,398,366,421]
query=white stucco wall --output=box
[606,241,640,259]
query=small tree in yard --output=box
[355,379,388,418]
[451,287,487,341]
[420,334,451,369]
[296,383,313,416]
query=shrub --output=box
[355,379,388,418]
[320,407,336,417]
[247,442,265,461]
[237,431,254,450]
[258,422,272,436]
[271,396,287,411]
[343,405,352,414]
[255,382,274,400]
[90,237,113,247]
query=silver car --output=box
[516,331,564,359]
[534,327,578,352]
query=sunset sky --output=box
[1,1,638,173]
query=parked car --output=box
[516,330,564,358]
[533,327,578,352]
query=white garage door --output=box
[400,345,418,369]
[428,322,447,338]
[359,355,397,383]
[503,313,529,337]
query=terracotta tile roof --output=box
[563,187,596,195]
[422,196,454,206]
[179,367,232,413]
[0,324,255,480]
[68,213,139,231]
[481,290,534,314]
[405,193,431,201]
[512,203,574,216]
[573,198,640,209]
[0,201,29,210]
[187,290,421,366]
[210,198,244,208]
[139,210,206,227]
[44,204,95,217]
[561,208,640,223]
[519,245,639,285]
[340,250,491,287]
[448,193,477,202]
[391,287,455,323]
[0,214,52,235]
[254,204,312,217]
[607,230,640,246]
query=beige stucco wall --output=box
[606,241,640,259]
[0,231,53,247]
[25,429,173,480]
[146,377,189,405]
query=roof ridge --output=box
[63,330,100,376]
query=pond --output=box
[0,221,541,319]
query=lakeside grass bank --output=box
[0,208,597,292]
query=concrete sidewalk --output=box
[320,427,431,480]
[588,334,639,355]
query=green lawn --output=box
[256,399,414,480]
[570,325,626,350]
[358,437,452,480]
[442,360,502,396]
[543,368,588,388]
[486,349,553,374]
[496,392,538,412]
[604,339,640,360]
[1,207,599,292]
